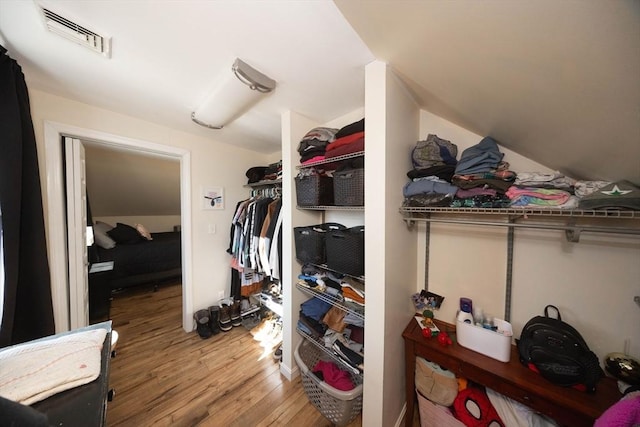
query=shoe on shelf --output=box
[230,300,242,327]
[208,305,220,335]
[194,309,212,339]
[218,303,233,332]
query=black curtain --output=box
[0,45,55,347]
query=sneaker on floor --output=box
[218,304,232,332]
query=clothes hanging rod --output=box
[399,206,638,218]
[402,216,640,241]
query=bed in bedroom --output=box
[91,222,182,292]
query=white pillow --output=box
[93,221,116,249]
[135,223,153,240]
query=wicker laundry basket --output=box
[295,174,334,206]
[294,222,346,264]
[333,168,364,206]
[325,226,365,277]
[294,338,363,426]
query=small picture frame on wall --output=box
[202,187,224,210]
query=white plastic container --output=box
[456,318,513,362]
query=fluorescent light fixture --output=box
[191,58,276,129]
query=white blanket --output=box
[0,328,107,405]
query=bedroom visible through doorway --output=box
[82,142,182,324]
[43,121,193,334]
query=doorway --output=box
[44,121,193,333]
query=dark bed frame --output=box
[92,231,182,292]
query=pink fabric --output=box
[594,393,640,427]
[505,186,571,205]
[312,360,354,391]
[325,136,365,158]
[301,156,326,165]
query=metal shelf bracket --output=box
[564,224,582,243]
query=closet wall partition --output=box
[279,61,420,427]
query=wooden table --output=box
[403,318,620,427]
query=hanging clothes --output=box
[227,187,282,299]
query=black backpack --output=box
[517,305,602,392]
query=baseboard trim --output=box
[279,361,299,381]
[396,402,407,427]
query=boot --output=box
[230,300,242,327]
[218,303,232,332]
[194,309,212,339]
[208,305,220,335]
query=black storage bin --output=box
[334,168,364,206]
[294,223,346,264]
[296,174,334,206]
[325,226,365,276]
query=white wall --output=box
[30,89,271,325]
[280,110,321,379]
[418,110,640,362]
[364,61,420,427]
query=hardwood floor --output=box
[105,282,366,426]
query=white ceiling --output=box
[0,0,374,154]
[1,0,639,183]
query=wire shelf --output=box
[297,205,364,211]
[399,206,640,241]
[297,151,364,170]
[296,282,364,322]
[296,327,364,377]
[244,179,282,188]
[399,206,639,219]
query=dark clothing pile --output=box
[245,160,282,184]
[404,135,519,208]
[297,127,338,163]
[296,119,365,169]
[404,134,460,207]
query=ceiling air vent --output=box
[40,6,111,58]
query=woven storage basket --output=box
[333,168,364,206]
[294,338,363,426]
[295,174,334,206]
[294,223,346,264]
[325,226,365,276]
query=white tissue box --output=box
[456,318,513,362]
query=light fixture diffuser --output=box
[192,58,276,129]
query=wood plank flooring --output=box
[105,282,367,426]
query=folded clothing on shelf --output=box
[333,340,364,372]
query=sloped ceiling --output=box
[85,144,180,217]
[0,1,638,183]
[336,0,640,183]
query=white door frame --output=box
[64,137,89,329]
[44,121,193,333]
